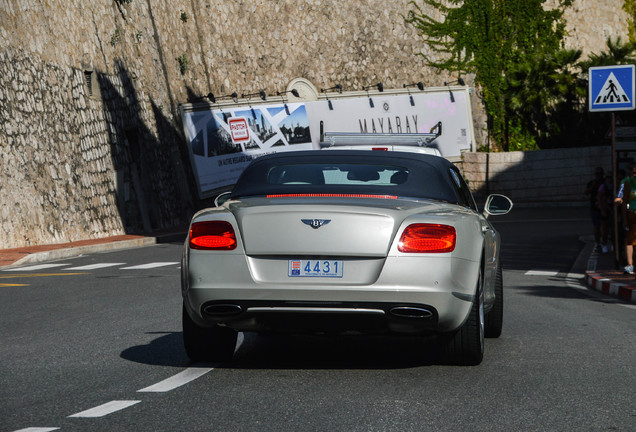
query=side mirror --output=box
[214,191,232,207]
[484,194,513,216]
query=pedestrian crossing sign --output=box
[589,65,635,112]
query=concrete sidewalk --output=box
[0,231,187,269]
[1,230,635,304]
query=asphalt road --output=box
[1,207,635,432]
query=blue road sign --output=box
[589,65,635,112]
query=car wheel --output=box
[439,268,484,366]
[182,303,237,362]
[485,264,503,338]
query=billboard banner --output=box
[181,102,313,198]
[309,90,473,157]
[181,87,474,199]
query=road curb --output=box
[584,271,636,304]
[4,237,159,269]
[578,234,636,304]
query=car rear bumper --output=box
[194,299,439,335]
[184,284,475,334]
[183,253,479,334]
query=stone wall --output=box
[0,0,629,248]
[0,47,193,248]
[461,146,613,204]
[561,0,631,57]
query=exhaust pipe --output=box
[203,304,243,317]
[389,306,433,319]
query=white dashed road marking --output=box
[68,400,141,418]
[65,263,126,270]
[4,261,181,272]
[12,428,60,432]
[525,270,559,276]
[3,264,67,272]
[120,262,179,270]
[137,367,214,392]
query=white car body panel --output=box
[184,197,486,331]
[181,150,512,364]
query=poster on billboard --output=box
[181,86,474,199]
[307,89,473,157]
[181,102,313,198]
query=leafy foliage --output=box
[177,54,189,74]
[506,49,585,149]
[406,0,572,151]
[580,37,636,67]
[506,38,636,149]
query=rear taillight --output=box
[398,224,456,253]
[189,221,237,250]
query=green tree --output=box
[576,38,636,148]
[406,0,572,151]
[579,37,636,68]
[506,48,585,149]
[501,38,636,150]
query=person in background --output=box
[615,169,628,204]
[597,174,614,253]
[621,164,636,274]
[614,168,628,265]
[585,167,605,252]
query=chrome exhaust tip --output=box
[389,306,434,319]
[203,304,243,317]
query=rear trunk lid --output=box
[229,197,440,257]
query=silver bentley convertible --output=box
[181,150,512,365]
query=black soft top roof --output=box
[230,150,460,203]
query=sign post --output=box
[589,64,636,267]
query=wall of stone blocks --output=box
[0,47,194,248]
[0,0,629,248]
[461,146,613,204]
[561,0,631,57]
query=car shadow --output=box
[228,332,440,369]
[121,331,443,369]
[120,331,191,367]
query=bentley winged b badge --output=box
[301,219,331,229]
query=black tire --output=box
[485,264,503,338]
[182,303,237,362]
[439,269,484,366]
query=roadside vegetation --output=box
[406,0,636,151]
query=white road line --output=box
[120,262,179,270]
[65,263,126,270]
[495,218,588,224]
[68,400,141,418]
[12,428,60,432]
[137,367,214,392]
[525,270,560,276]
[3,264,67,272]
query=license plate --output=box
[288,259,343,277]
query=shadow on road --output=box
[514,284,590,300]
[120,331,447,369]
[120,331,190,367]
[228,333,441,369]
[513,283,626,304]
